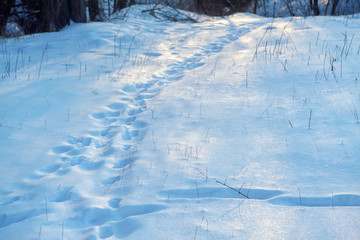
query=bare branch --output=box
[216,180,250,199]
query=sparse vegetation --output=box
[1,3,360,239]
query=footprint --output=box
[85,235,97,240]
[120,128,141,141]
[67,148,85,156]
[56,168,71,176]
[186,62,205,70]
[101,176,121,185]
[133,131,145,141]
[67,136,92,147]
[52,145,73,154]
[108,198,122,208]
[91,112,106,119]
[127,108,143,116]
[136,82,155,90]
[134,94,158,101]
[63,156,104,171]
[143,86,159,94]
[107,102,127,110]
[109,110,125,117]
[167,75,184,82]
[65,204,166,229]
[122,85,137,93]
[100,127,115,137]
[130,130,139,137]
[132,120,148,129]
[121,127,132,140]
[68,155,88,166]
[104,118,117,125]
[113,157,136,169]
[81,137,92,147]
[100,225,113,238]
[27,172,44,180]
[0,189,12,196]
[79,160,105,171]
[136,99,146,107]
[100,218,141,239]
[39,164,61,173]
[164,69,178,75]
[66,207,113,229]
[143,52,162,57]
[48,186,74,203]
[120,116,136,125]
[122,145,132,151]
[0,196,20,206]
[151,74,162,80]
[0,208,44,228]
[100,147,115,157]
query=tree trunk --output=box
[195,0,205,13]
[70,0,86,23]
[39,0,70,32]
[55,0,70,29]
[89,0,100,21]
[309,0,320,15]
[113,0,127,13]
[0,0,15,36]
[253,0,258,14]
[313,0,320,15]
[39,0,54,32]
[331,0,339,15]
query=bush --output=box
[194,0,253,16]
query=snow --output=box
[1,4,360,239]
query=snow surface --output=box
[1,5,360,240]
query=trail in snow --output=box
[1,7,360,239]
[0,13,273,239]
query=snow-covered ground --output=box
[1,5,360,239]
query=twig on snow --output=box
[216,180,250,199]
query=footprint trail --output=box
[0,15,270,239]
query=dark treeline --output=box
[0,0,251,36]
[0,0,129,36]
[0,0,357,37]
